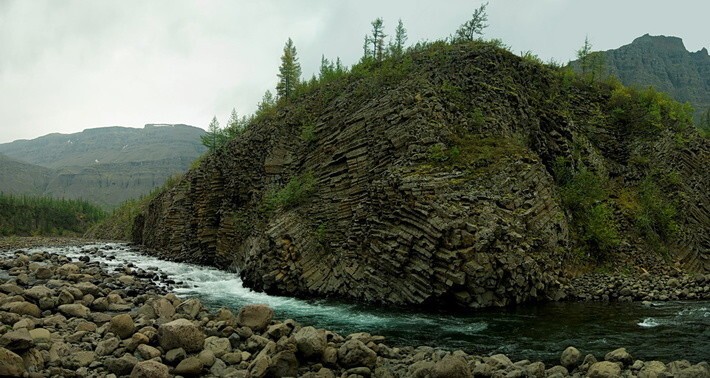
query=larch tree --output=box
[276,38,302,99]
[365,18,386,61]
[454,2,488,42]
[224,108,246,139]
[389,19,408,56]
[201,116,225,152]
[577,36,605,82]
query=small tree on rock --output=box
[276,38,302,99]
[389,19,408,56]
[453,2,488,42]
[364,18,386,61]
[201,116,226,152]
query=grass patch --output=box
[262,172,317,212]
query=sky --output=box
[0,0,708,143]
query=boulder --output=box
[269,350,298,377]
[66,351,95,369]
[1,301,41,317]
[21,348,45,373]
[0,328,34,351]
[130,360,170,378]
[95,337,121,356]
[0,347,25,377]
[137,344,161,360]
[175,356,204,376]
[676,365,709,378]
[337,339,377,368]
[294,326,326,358]
[57,303,90,318]
[204,336,231,357]
[158,318,205,353]
[165,347,187,364]
[604,348,633,366]
[561,346,581,368]
[28,328,51,343]
[588,361,622,378]
[109,313,135,339]
[237,304,274,331]
[105,354,138,376]
[198,349,216,367]
[23,285,55,301]
[431,354,471,378]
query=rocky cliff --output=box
[133,42,709,308]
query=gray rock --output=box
[204,336,231,357]
[130,360,170,378]
[57,303,90,318]
[338,339,377,368]
[175,356,204,376]
[431,354,470,378]
[676,365,710,378]
[66,351,95,369]
[269,350,298,377]
[638,361,668,378]
[487,354,514,370]
[105,354,138,376]
[604,348,633,366]
[0,347,25,377]
[0,328,34,351]
[525,361,546,378]
[294,326,327,358]
[28,328,51,343]
[1,301,41,317]
[221,351,243,365]
[237,304,274,331]
[546,365,569,377]
[588,361,622,378]
[158,318,205,353]
[137,344,161,360]
[561,346,581,368]
[198,349,216,367]
[165,347,187,364]
[21,347,45,373]
[108,313,135,339]
[96,337,121,356]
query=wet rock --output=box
[588,361,622,378]
[130,360,169,378]
[431,354,470,378]
[0,347,25,377]
[158,318,205,353]
[338,339,377,368]
[237,304,274,331]
[294,326,326,358]
[638,361,668,378]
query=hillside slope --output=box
[581,34,710,121]
[0,153,52,196]
[131,42,709,308]
[0,124,206,208]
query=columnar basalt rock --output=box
[133,43,709,308]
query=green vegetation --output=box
[576,36,605,82]
[607,85,694,136]
[699,107,710,136]
[554,161,620,260]
[262,172,316,212]
[85,174,183,240]
[0,194,105,236]
[452,2,488,43]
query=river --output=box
[6,243,709,364]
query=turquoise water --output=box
[10,243,710,363]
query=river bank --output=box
[0,240,708,377]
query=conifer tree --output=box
[225,108,245,139]
[454,2,488,42]
[389,19,408,56]
[363,18,386,61]
[576,36,605,82]
[258,90,276,112]
[276,38,302,99]
[201,116,225,151]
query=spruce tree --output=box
[201,116,225,151]
[370,18,386,61]
[276,38,302,99]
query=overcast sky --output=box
[1,0,708,143]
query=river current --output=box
[5,243,708,363]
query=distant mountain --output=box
[0,153,52,196]
[578,34,710,121]
[0,124,206,209]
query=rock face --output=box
[133,42,710,307]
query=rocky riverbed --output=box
[0,243,708,378]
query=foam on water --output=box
[638,318,661,328]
